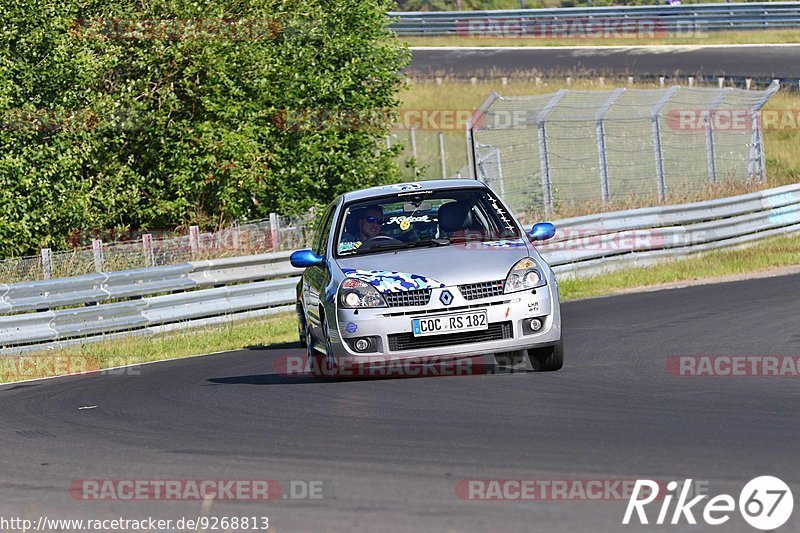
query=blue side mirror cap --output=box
[529,222,556,241]
[290,249,324,268]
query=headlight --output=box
[339,278,388,308]
[504,257,546,293]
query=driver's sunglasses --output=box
[364,216,384,224]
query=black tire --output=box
[310,312,338,378]
[297,306,307,348]
[494,350,526,368]
[527,339,564,372]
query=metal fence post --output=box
[650,86,679,203]
[748,80,780,182]
[92,239,104,272]
[757,123,767,182]
[269,213,281,251]
[410,127,417,160]
[466,120,476,180]
[189,226,200,257]
[537,90,566,217]
[494,147,505,198]
[747,111,760,180]
[438,131,447,178]
[142,234,156,267]
[469,91,501,184]
[596,88,625,204]
[40,248,52,280]
[705,88,733,184]
[232,220,241,251]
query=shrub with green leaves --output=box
[0,0,409,256]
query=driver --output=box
[343,205,384,243]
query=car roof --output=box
[341,179,486,203]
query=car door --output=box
[304,202,337,337]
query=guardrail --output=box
[0,252,302,355]
[540,183,800,277]
[2,183,799,355]
[390,2,800,35]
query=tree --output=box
[0,0,409,256]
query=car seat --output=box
[437,201,483,240]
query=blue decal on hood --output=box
[481,238,527,248]
[342,268,446,293]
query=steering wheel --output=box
[360,235,403,249]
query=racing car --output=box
[290,179,562,375]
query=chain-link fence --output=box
[390,127,470,182]
[0,213,316,285]
[469,83,779,222]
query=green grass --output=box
[3,234,800,383]
[402,29,800,48]
[0,312,297,384]
[558,234,800,300]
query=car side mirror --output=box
[529,222,556,241]
[290,249,324,268]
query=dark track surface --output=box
[2,273,800,532]
[408,45,800,79]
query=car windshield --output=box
[335,188,521,256]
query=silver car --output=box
[290,179,563,375]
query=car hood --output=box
[335,239,536,290]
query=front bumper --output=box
[329,276,561,365]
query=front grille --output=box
[380,299,511,318]
[384,289,432,307]
[459,280,505,301]
[388,321,512,352]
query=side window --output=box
[312,203,337,257]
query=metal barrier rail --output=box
[540,183,800,276]
[1,183,799,354]
[390,3,800,35]
[0,253,301,354]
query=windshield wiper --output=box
[356,238,450,255]
[405,238,450,249]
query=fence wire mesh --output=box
[0,213,317,285]
[391,127,470,182]
[471,83,778,223]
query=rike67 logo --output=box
[623,476,793,530]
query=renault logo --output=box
[439,290,453,306]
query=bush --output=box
[0,0,409,256]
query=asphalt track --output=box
[2,273,800,532]
[408,45,800,79]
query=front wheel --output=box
[297,306,307,348]
[309,312,338,377]
[527,339,564,372]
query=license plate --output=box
[412,311,488,337]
